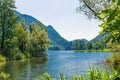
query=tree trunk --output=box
[1,4,6,55]
[1,25,5,54]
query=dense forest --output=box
[72,39,107,51]
[0,0,50,61]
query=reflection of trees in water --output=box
[0,59,48,79]
[0,61,6,71]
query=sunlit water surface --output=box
[0,50,112,80]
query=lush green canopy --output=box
[0,0,50,60]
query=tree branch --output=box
[82,0,102,20]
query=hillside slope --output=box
[48,25,71,50]
[14,10,71,50]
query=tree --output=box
[0,0,50,60]
[78,40,86,50]
[78,0,120,45]
[99,1,120,44]
[73,40,86,50]
[0,0,18,55]
[86,42,93,51]
[73,40,79,50]
[77,0,113,19]
[13,20,28,53]
[93,40,106,50]
[27,23,50,57]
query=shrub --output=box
[24,52,32,58]
[9,48,26,60]
[0,55,6,62]
[0,72,10,80]
[106,53,120,69]
[15,53,26,60]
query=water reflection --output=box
[0,59,48,80]
[0,51,112,80]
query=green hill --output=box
[90,33,108,43]
[48,25,72,50]
[14,10,108,50]
[14,11,71,50]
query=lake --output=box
[0,50,112,80]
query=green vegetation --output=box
[0,72,10,80]
[0,0,50,60]
[74,49,110,52]
[78,0,120,45]
[106,53,120,69]
[0,67,120,80]
[0,55,6,62]
[47,25,72,50]
[36,67,120,80]
[106,43,120,69]
[73,39,107,52]
[78,0,120,69]
[99,0,120,69]
[1,0,120,80]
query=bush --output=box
[24,52,32,58]
[0,55,6,62]
[0,72,10,80]
[9,48,26,60]
[15,53,26,60]
[106,53,120,69]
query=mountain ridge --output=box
[14,10,105,50]
[14,10,71,50]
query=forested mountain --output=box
[90,33,108,43]
[14,10,37,26]
[72,33,109,51]
[14,11,71,50]
[14,10,108,50]
[14,10,47,30]
[72,39,88,43]
[48,25,72,50]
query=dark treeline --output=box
[0,0,50,60]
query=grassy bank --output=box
[0,53,48,63]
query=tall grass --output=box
[36,67,120,80]
[1,67,119,80]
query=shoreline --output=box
[73,49,111,52]
[0,55,48,63]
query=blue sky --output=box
[15,0,101,41]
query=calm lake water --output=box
[0,50,112,80]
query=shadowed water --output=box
[0,50,112,80]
